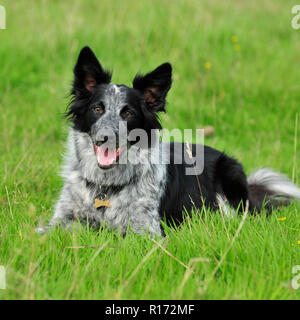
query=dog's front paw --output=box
[35,226,49,235]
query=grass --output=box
[0,0,300,299]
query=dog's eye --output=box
[93,105,104,115]
[122,110,134,119]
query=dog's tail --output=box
[248,168,300,211]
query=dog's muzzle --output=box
[93,129,125,169]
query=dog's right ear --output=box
[72,46,111,95]
[133,63,172,112]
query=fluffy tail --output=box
[248,168,300,211]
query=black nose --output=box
[95,131,118,146]
[95,135,108,146]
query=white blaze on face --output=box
[112,84,120,95]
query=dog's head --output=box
[67,46,172,170]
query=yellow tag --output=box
[94,199,111,208]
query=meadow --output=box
[0,0,300,299]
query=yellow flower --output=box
[278,217,286,221]
[234,44,241,51]
[232,36,239,43]
[298,240,300,245]
[204,61,212,70]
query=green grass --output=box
[0,0,300,299]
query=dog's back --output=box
[36,46,300,237]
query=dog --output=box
[36,46,300,237]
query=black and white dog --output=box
[37,46,300,237]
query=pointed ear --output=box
[72,46,111,94]
[133,62,172,112]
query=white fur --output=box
[39,128,167,237]
[216,193,236,218]
[248,168,300,200]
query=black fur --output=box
[62,46,299,232]
[159,143,251,225]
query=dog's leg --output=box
[36,184,80,234]
[126,197,163,238]
[215,153,249,211]
[129,215,163,238]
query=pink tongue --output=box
[95,145,119,167]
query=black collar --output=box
[85,179,125,195]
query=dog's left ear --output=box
[73,46,111,95]
[133,63,172,112]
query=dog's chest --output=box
[83,180,164,235]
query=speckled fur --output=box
[39,128,167,237]
[37,46,300,237]
[35,47,173,237]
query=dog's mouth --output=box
[94,144,125,169]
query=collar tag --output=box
[94,198,111,208]
[94,186,111,208]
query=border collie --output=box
[37,46,300,237]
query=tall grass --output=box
[0,0,299,299]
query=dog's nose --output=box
[95,135,108,146]
[95,131,117,146]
